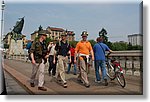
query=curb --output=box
[3,64,58,95]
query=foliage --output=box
[69,41,78,48]
[88,40,96,47]
[111,42,128,51]
[45,37,52,45]
[127,44,143,50]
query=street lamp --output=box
[1,0,5,45]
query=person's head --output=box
[96,37,104,43]
[38,30,47,41]
[61,32,67,41]
[71,44,75,48]
[49,41,53,45]
[81,31,88,41]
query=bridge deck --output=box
[3,59,142,95]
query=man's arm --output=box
[89,42,94,61]
[30,53,36,64]
[30,41,36,64]
[74,43,79,63]
[109,49,113,53]
[53,49,56,64]
[74,50,77,63]
[90,49,94,61]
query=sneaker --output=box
[85,83,90,88]
[77,79,85,84]
[104,79,108,86]
[73,73,77,75]
[38,87,47,91]
[30,83,35,87]
[63,82,67,88]
[57,79,62,84]
[95,79,101,84]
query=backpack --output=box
[26,41,33,61]
[26,42,32,50]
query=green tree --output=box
[45,37,52,45]
[127,42,133,50]
[111,42,128,51]
[88,39,96,47]
[69,41,78,47]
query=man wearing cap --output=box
[74,31,94,88]
[55,32,70,88]
[29,30,48,91]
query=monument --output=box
[8,17,25,55]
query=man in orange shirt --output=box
[74,31,94,88]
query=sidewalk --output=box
[4,71,29,95]
[3,59,142,95]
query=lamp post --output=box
[1,0,5,45]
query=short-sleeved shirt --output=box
[93,42,110,61]
[48,45,56,56]
[55,41,70,57]
[75,41,93,60]
[75,41,92,55]
[70,47,75,57]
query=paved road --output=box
[3,59,142,95]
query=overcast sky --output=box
[3,0,142,42]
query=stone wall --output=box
[6,50,143,76]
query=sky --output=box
[3,0,142,42]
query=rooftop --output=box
[47,26,65,32]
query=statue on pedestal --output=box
[10,17,24,41]
[8,17,25,55]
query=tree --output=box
[111,42,128,51]
[88,39,96,47]
[127,42,132,50]
[69,41,78,47]
[45,37,52,45]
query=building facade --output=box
[46,26,65,40]
[128,34,143,46]
[31,26,75,41]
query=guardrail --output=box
[108,50,143,76]
[5,50,143,76]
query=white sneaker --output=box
[95,79,101,83]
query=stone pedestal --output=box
[8,39,24,55]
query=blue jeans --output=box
[67,56,77,74]
[95,60,107,81]
[67,64,77,74]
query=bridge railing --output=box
[108,50,143,76]
[5,50,143,76]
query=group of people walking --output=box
[28,30,112,91]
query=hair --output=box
[96,37,104,42]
